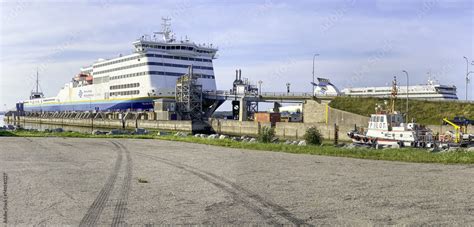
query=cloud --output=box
[0,0,473,110]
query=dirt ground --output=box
[0,137,473,225]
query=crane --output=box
[442,118,467,144]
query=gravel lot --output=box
[0,137,473,225]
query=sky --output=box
[0,0,473,111]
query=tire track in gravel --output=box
[135,152,311,226]
[3,173,7,225]
[79,141,123,227]
[111,141,132,226]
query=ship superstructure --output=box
[311,77,341,96]
[342,78,458,100]
[22,18,218,112]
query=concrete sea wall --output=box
[209,118,271,136]
[12,116,193,132]
[6,112,473,141]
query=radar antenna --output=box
[154,17,175,42]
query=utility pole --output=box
[402,70,409,122]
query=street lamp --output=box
[312,53,320,94]
[286,82,291,94]
[402,70,409,122]
[463,56,471,101]
[258,80,263,95]
[468,71,474,100]
[471,61,474,100]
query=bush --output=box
[304,127,323,145]
[258,126,275,143]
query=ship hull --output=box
[23,97,155,112]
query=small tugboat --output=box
[347,77,434,148]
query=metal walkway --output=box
[203,90,336,102]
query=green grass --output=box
[329,97,474,125]
[1,129,473,164]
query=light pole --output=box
[463,56,469,100]
[402,70,409,122]
[286,82,291,94]
[258,80,263,95]
[471,61,474,100]
[468,69,474,100]
[312,53,319,94]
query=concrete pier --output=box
[6,106,472,140]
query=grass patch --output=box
[1,130,473,164]
[329,96,474,125]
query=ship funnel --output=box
[188,65,193,76]
[236,70,239,80]
[238,69,242,80]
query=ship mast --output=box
[29,68,44,100]
[36,69,39,94]
[154,17,174,43]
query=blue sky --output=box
[0,0,473,111]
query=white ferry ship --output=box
[342,78,458,100]
[19,18,217,112]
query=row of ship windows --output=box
[148,70,215,79]
[95,55,142,68]
[94,53,212,68]
[108,71,215,80]
[110,71,215,80]
[110,72,146,80]
[110,83,140,90]
[94,76,110,84]
[94,62,213,75]
[140,44,214,54]
[110,90,140,97]
[148,62,213,70]
[348,92,452,96]
[146,53,212,63]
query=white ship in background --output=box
[342,78,458,100]
[19,18,218,112]
[311,78,341,96]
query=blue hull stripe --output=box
[24,99,154,112]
